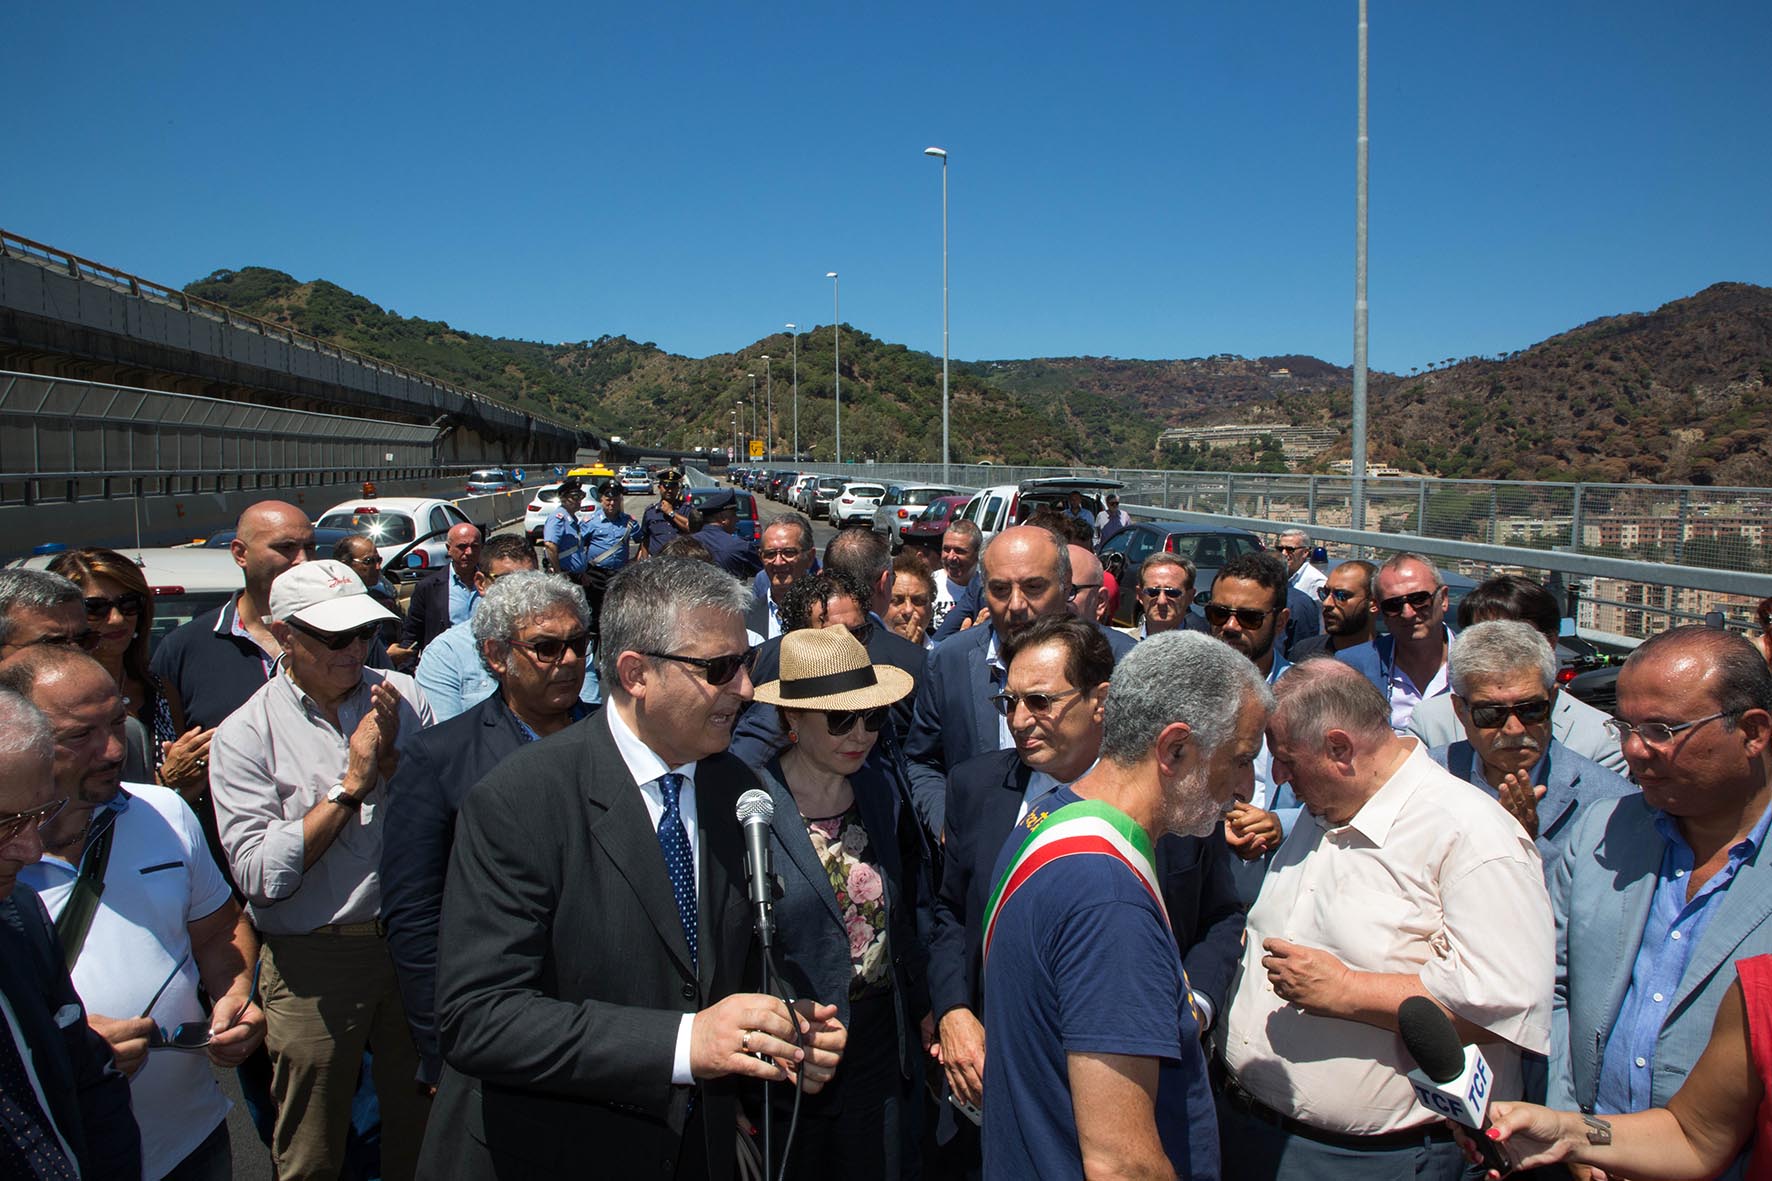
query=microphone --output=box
[1397,997,1517,1175]
[735,789,776,951]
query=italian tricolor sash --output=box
[981,799,1169,970]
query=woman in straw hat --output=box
[748,624,931,1180]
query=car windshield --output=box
[903,487,956,506]
[1168,533,1253,566]
[848,485,884,497]
[534,489,560,504]
[318,510,416,545]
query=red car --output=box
[899,494,973,555]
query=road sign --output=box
[749,440,764,459]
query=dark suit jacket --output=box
[380,692,530,1085]
[930,573,984,643]
[1282,585,1322,657]
[694,525,762,581]
[419,708,757,1180]
[904,622,1135,838]
[398,568,454,653]
[0,888,141,1180]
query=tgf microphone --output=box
[735,789,775,951]
[1397,996,1518,1176]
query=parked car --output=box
[788,474,818,513]
[873,485,959,550]
[10,547,244,648]
[465,468,512,494]
[686,487,759,543]
[900,494,973,554]
[957,476,1125,543]
[831,482,887,527]
[314,496,475,583]
[523,482,569,541]
[768,471,799,501]
[619,467,653,496]
[808,476,849,520]
[1097,523,1266,628]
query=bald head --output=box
[982,526,1071,639]
[232,500,315,594]
[1068,544,1107,624]
[446,522,485,582]
[0,647,125,807]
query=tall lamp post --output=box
[786,324,799,461]
[736,401,745,462]
[826,271,841,465]
[730,409,738,463]
[924,146,950,481]
[761,355,772,463]
[1350,0,1370,542]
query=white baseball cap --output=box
[269,560,397,632]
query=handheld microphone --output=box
[1397,997,1517,1175]
[736,789,776,951]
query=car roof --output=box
[13,547,245,594]
[317,496,452,516]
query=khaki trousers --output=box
[261,929,428,1181]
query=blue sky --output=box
[6,2,1767,373]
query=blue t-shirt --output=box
[980,787,1219,1181]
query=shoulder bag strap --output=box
[54,810,119,970]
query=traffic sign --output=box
[749,439,764,459]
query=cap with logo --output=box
[269,560,397,632]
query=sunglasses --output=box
[0,796,68,845]
[289,619,380,650]
[138,953,213,1051]
[511,632,592,663]
[990,687,1083,718]
[646,648,755,686]
[1203,603,1278,629]
[1464,698,1553,729]
[1140,586,1190,599]
[1378,589,1441,616]
[82,591,146,620]
[760,547,804,561]
[1275,545,1306,555]
[824,706,889,735]
[1317,587,1361,603]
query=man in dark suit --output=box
[398,521,484,657]
[928,617,1244,1167]
[418,558,846,1180]
[381,571,595,1088]
[0,688,140,1180]
[905,525,1135,839]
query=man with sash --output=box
[980,631,1271,1181]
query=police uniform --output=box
[693,491,762,581]
[580,496,637,638]
[640,499,689,556]
[543,498,592,575]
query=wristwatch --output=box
[326,783,365,811]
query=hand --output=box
[1223,803,1282,860]
[786,999,846,1094]
[1260,938,1351,1015]
[1496,772,1547,840]
[1454,1101,1582,1177]
[158,725,214,796]
[86,1014,155,1076]
[370,681,403,781]
[689,993,801,1083]
[204,992,266,1067]
[387,643,417,668]
[937,1007,986,1108]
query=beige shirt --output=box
[1220,741,1553,1135]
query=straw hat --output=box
[751,624,914,712]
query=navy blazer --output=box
[0,888,141,1180]
[929,749,1246,1028]
[397,568,455,654]
[930,573,984,643]
[1428,738,1636,870]
[380,691,531,1085]
[1334,624,1456,706]
[904,621,1135,839]
[694,525,762,581]
[756,754,931,1080]
[1281,585,1322,657]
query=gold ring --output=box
[741,1029,753,1051]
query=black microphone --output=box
[1397,997,1518,1176]
[736,789,776,951]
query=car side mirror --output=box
[406,553,424,569]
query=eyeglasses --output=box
[824,706,889,735]
[288,619,380,650]
[645,648,755,686]
[82,591,145,620]
[1317,587,1361,603]
[1378,589,1441,616]
[844,621,875,646]
[1070,583,1102,595]
[1604,711,1737,749]
[1140,586,1190,599]
[0,797,67,845]
[139,953,212,1051]
[1203,603,1279,629]
[990,687,1083,718]
[761,547,804,561]
[1275,545,1306,555]
[510,632,592,663]
[349,554,383,568]
[1464,698,1554,729]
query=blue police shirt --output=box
[543,507,591,573]
[582,507,637,571]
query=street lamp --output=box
[746,377,758,447]
[786,324,798,461]
[736,400,745,462]
[761,355,772,463]
[826,272,841,465]
[925,146,950,481]
[731,408,738,463]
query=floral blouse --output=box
[805,806,892,998]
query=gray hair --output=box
[1271,657,1392,743]
[1449,621,1556,698]
[0,569,82,646]
[944,520,984,551]
[0,688,53,761]
[1279,528,1311,547]
[472,572,589,671]
[1099,630,1273,765]
[762,513,815,553]
[1379,551,1442,587]
[596,557,752,689]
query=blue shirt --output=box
[446,568,479,627]
[582,507,637,571]
[413,618,601,722]
[543,507,591,573]
[981,786,1219,1180]
[1596,799,1772,1114]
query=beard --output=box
[1164,763,1227,839]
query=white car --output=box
[619,468,653,496]
[831,482,887,527]
[10,547,243,646]
[787,474,817,513]
[315,496,474,582]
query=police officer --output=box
[580,480,637,639]
[542,480,591,577]
[692,490,762,580]
[639,468,691,557]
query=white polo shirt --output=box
[19,782,234,1179]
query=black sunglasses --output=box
[1140,586,1189,599]
[510,632,591,663]
[1317,586,1361,603]
[0,797,68,845]
[1275,544,1306,555]
[990,687,1083,718]
[288,619,380,650]
[1203,603,1279,629]
[1378,589,1440,616]
[645,648,755,686]
[825,706,889,735]
[1465,698,1554,729]
[82,591,146,620]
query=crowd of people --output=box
[2,488,1771,1181]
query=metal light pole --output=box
[1350,0,1370,539]
[826,272,841,465]
[786,324,799,461]
[761,355,772,462]
[731,409,738,463]
[736,401,745,461]
[925,146,950,481]
[747,375,758,453]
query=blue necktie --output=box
[0,1018,77,1180]
[657,773,697,972]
